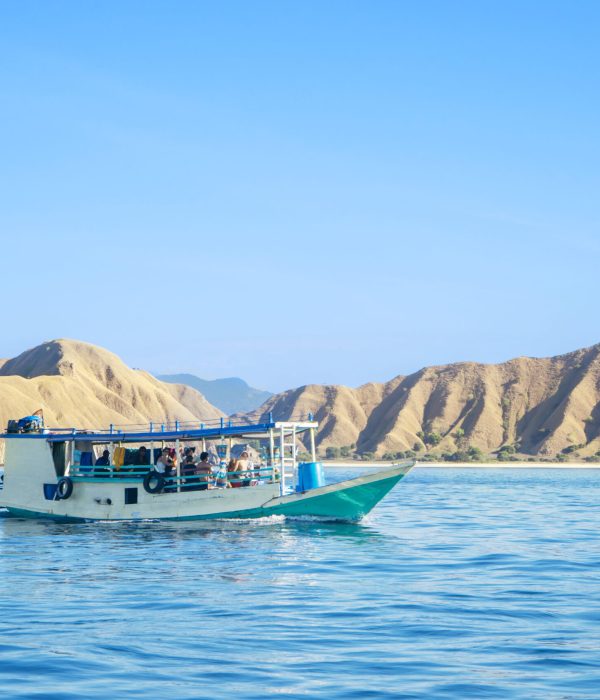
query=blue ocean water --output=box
[1,467,599,700]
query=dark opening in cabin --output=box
[52,442,67,477]
[124,488,138,505]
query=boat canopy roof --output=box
[1,417,318,444]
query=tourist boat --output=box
[0,416,414,522]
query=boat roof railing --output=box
[0,414,318,444]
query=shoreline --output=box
[324,460,600,469]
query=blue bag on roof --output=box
[17,415,44,432]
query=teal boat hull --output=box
[158,464,412,522]
[259,465,410,521]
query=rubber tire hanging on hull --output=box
[143,471,165,494]
[56,477,73,500]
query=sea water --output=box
[0,467,599,699]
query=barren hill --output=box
[242,344,600,458]
[0,340,223,455]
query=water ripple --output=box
[1,467,600,699]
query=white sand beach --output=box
[324,461,600,469]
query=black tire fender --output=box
[143,471,165,494]
[56,477,74,500]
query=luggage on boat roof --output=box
[6,414,45,433]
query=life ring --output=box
[143,471,165,494]
[56,477,74,500]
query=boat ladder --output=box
[278,424,298,494]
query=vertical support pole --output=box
[149,421,154,468]
[175,438,180,492]
[202,437,206,453]
[292,425,297,489]
[65,440,73,476]
[268,429,275,483]
[279,425,285,495]
[310,427,316,463]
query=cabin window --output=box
[52,442,67,477]
[124,488,138,505]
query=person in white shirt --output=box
[155,448,173,475]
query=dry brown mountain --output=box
[0,340,223,461]
[242,344,600,458]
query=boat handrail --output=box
[69,465,278,486]
[1,414,318,442]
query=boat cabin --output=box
[0,415,323,520]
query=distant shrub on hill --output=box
[417,430,442,447]
[442,446,486,462]
[497,445,517,461]
[382,450,417,461]
[562,444,583,454]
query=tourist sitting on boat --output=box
[237,451,253,487]
[181,446,196,463]
[181,454,200,491]
[134,446,150,466]
[155,448,174,476]
[227,458,241,488]
[197,452,212,490]
[95,450,110,467]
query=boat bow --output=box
[259,461,415,521]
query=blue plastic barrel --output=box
[297,462,325,492]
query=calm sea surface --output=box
[1,467,599,699]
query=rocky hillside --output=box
[0,339,224,459]
[242,344,600,459]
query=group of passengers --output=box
[154,447,213,491]
[153,446,257,490]
[93,444,261,490]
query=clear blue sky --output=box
[1,1,598,391]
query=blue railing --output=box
[69,465,278,488]
[4,414,317,440]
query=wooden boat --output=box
[0,416,414,522]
